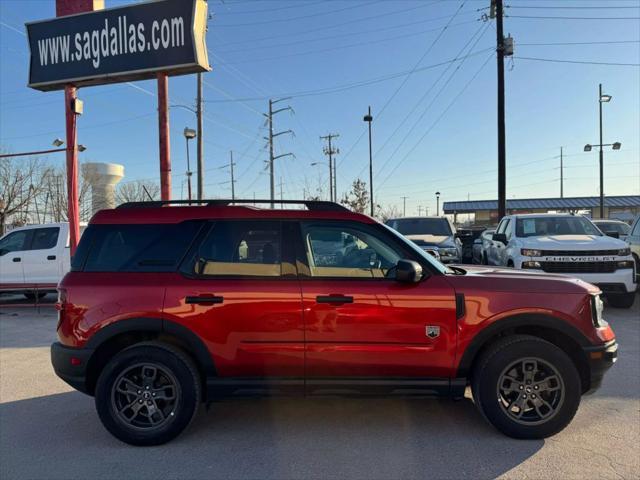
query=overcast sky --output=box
[1,0,639,215]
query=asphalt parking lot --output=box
[0,295,638,480]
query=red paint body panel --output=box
[302,276,457,377]
[161,274,304,377]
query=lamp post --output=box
[0,139,86,159]
[183,127,197,202]
[435,191,441,217]
[311,161,333,201]
[363,106,374,216]
[583,84,621,219]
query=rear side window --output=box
[79,222,202,272]
[31,228,59,250]
[184,221,283,277]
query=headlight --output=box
[521,248,542,257]
[616,260,634,269]
[591,294,607,328]
[618,247,631,256]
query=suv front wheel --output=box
[472,335,581,439]
[95,342,201,446]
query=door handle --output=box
[47,255,56,260]
[12,257,21,262]
[316,295,353,305]
[185,295,224,305]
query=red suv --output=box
[52,200,617,445]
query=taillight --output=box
[56,288,67,331]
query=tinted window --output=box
[302,223,402,278]
[504,220,514,239]
[188,221,282,277]
[31,228,59,250]
[595,222,630,235]
[389,218,452,236]
[0,230,31,256]
[82,222,202,272]
[496,218,508,234]
[516,216,601,237]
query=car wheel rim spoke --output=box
[497,356,565,426]
[111,362,180,430]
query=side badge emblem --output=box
[426,326,440,339]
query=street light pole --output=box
[436,191,441,217]
[183,127,197,202]
[364,106,374,216]
[598,83,604,218]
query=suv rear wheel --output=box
[95,342,201,446]
[472,335,581,439]
[606,292,635,309]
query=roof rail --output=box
[116,199,350,212]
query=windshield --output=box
[388,218,452,236]
[515,216,602,237]
[381,224,452,275]
[595,222,630,235]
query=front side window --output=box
[302,223,402,278]
[0,230,31,256]
[504,219,514,239]
[189,221,283,277]
[633,219,640,236]
[31,228,59,250]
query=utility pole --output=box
[196,72,204,200]
[401,196,408,217]
[320,133,340,202]
[363,106,374,216]
[265,98,294,207]
[560,147,564,198]
[229,151,236,201]
[491,0,510,219]
[418,205,423,216]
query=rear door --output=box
[295,220,457,383]
[164,220,305,386]
[20,227,61,285]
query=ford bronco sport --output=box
[51,200,617,445]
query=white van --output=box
[0,223,83,299]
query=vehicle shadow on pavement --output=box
[0,392,543,480]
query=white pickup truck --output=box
[0,223,82,299]
[486,213,636,308]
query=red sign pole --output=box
[157,72,171,201]
[65,85,80,255]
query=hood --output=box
[447,265,600,295]
[406,234,454,247]
[521,234,627,250]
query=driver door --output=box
[296,221,457,380]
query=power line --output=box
[506,15,640,20]
[514,56,640,67]
[517,40,640,46]
[214,0,326,15]
[507,4,640,9]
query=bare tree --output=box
[42,164,94,223]
[376,203,402,223]
[303,174,327,201]
[340,178,369,214]
[0,155,52,235]
[116,180,160,205]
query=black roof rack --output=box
[116,199,350,212]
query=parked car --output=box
[456,226,486,263]
[626,215,640,283]
[472,229,495,264]
[592,219,631,241]
[386,216,462,263]
[52,200,617,445]
[486,214,635,308]
[0,223,84,299]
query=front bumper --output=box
[582,339,618,394]
[51,342,94,395]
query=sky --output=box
[1,0,639,217]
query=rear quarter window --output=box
[76,222,203,272]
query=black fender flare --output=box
[85,317,217,378]
[456,313,591,378]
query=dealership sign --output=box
[26,0,210,91]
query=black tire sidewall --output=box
[95,344,199,446]
[607,293,635,309]
[475,338,581,439]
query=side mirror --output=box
[493,233,507,244]
[605,231,620,239]
[395,259,423,283]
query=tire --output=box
[24,292,46,301]
[482,253,488,265]
[607,292,635,309]
[471,335,581,439]
[95,342,201,446]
